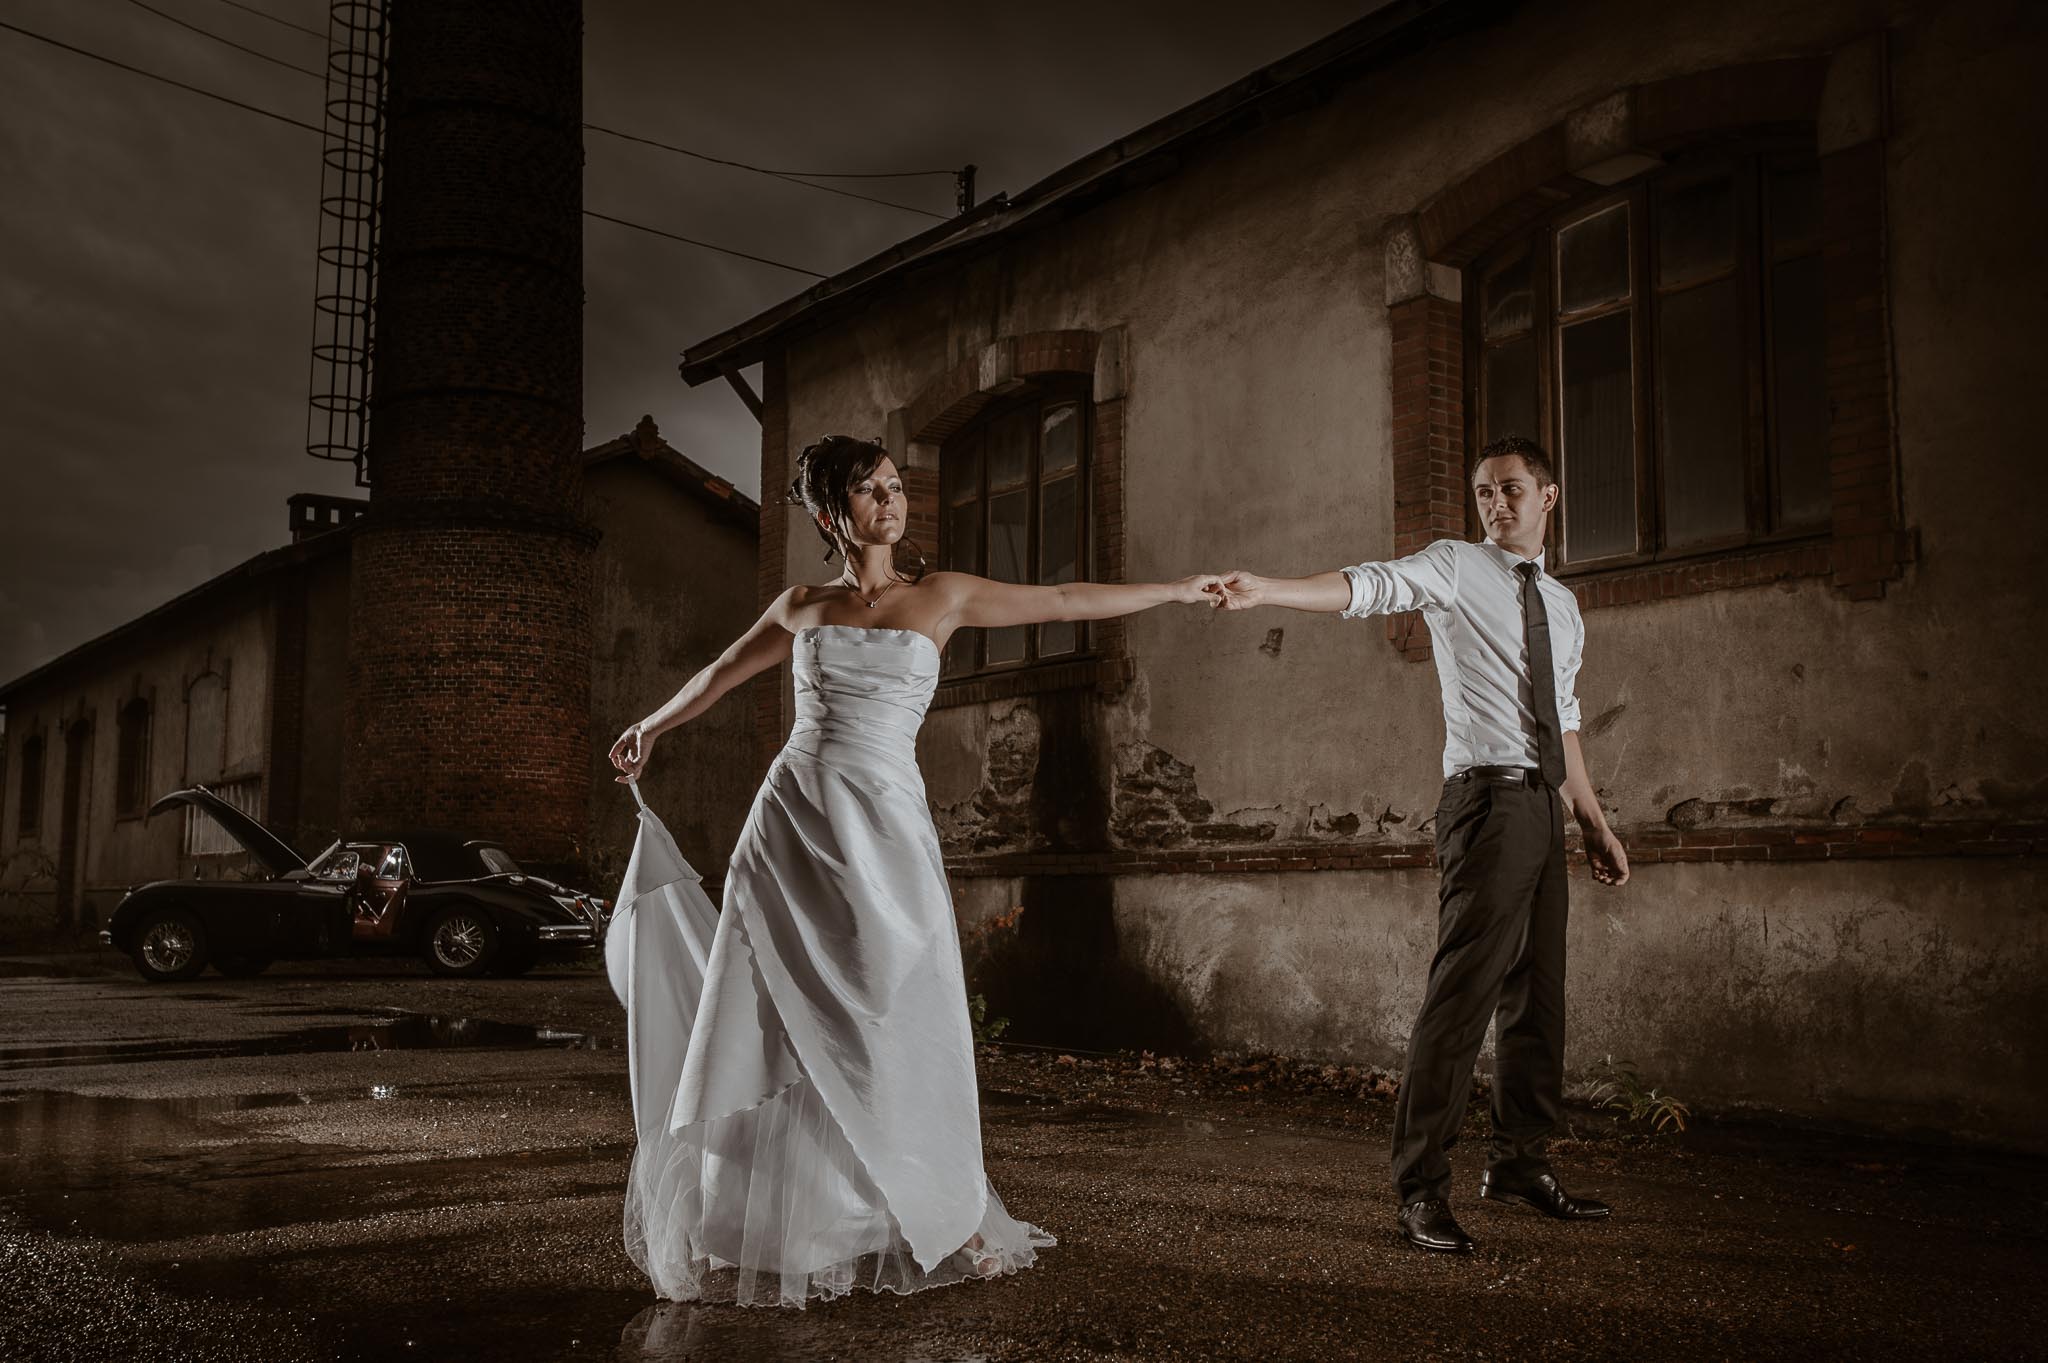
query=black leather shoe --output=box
[1479,1168,1611,1220]
[1397,1198,1475,1252]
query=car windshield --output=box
[474,845,521,875]
[305,841,349,876]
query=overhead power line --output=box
[581,125,947,219]
[187,0,958,213]
[209,0,324,41]
[128,0,323,80]
[0,16,328,137]
[0,16,830,278]
[583,211,824,278]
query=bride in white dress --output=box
[605,434,1221,1307]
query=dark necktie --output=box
[1516,561,1568,789]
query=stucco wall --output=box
[586,464,759,884]
[759,0,2046,1142]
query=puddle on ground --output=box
[0,1010,616,1072]
[0,1087,628,1243]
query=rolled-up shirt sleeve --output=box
[1555,597,1585,733]
[1338,539,1460,620]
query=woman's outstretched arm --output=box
[609,593,797,781]
[937,571,1222,630]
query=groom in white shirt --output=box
[1218,435,1629,1253]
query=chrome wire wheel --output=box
[140,919,196,974]
[431,911,489,970]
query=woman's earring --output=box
[896,537,928,578]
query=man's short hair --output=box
[1472,435,1556,488]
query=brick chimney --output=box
[342,0,593,868]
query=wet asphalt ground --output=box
[2,952,2044,1363]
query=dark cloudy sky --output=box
[0,0,1369,687]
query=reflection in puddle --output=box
[0,1088,626,1244]
[0,1010,617,1072]
[618,1300,991,1363]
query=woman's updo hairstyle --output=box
[788,434,888,562]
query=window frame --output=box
[15,733,44,838]
[115,697,152,820]
[937,384,1093,679]
[1467,141,1830,577]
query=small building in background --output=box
[584,415,762,887]
[0,419,756,945]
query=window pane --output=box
[1657,278,1747,547]
[1041,402,1080,474]
[943,499,981,574]
[988,407,1033,489]
[1770,163,1822,251]
[1658,174,1734,285]
[1038,472,1078,586]
[986,489,1029,664]
[1039,471,1079,657]
[1483,338,1537,446]
[1557,204,1630,314]
[988,489,1028,583]
[942,431,982,507]
[943,629,977,676]
[1772,253,1830,526]
[1559,311,1636,559]
[1483,254,1532,338]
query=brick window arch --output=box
[1379,46,1905,665]
[1473,142,1829,570]
[937,385,1091,676]
[116,696,152,818]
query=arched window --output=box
[15,734,43,837]
[1473,144,1828,569]
[116,698,152,817]
[938,390,1089,676]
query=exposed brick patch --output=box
[935,706,1042,856]
[945,819,2048,878]
[1111,743,1277,849]
[1385,293,1465,662]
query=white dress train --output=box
[607,624,1053,1307]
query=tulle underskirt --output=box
[624,1071,1054,1308]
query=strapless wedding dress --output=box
[607,624,1053,1307]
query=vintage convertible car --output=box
[100,786,611,983]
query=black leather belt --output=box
[1448,765,1544,787]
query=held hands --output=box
[609,722,654,784]
[1213,571,1266,610]
[1172,573,1230,607]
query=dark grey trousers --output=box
[1390,770,1568,1206]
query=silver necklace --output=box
[844,574,899,609]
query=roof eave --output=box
[677,0,1484,385]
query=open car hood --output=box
[147,785,308,877]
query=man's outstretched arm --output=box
[1221,543,1460,617]
[1561,731,1629,886]
[1216,570,1351,612]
